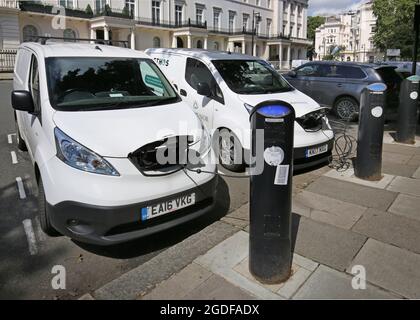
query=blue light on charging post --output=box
[257,105,291,118]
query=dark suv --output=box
[283,61,403,120]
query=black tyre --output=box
[334,97,359,121]
[218,129,245,173]
[38,177,60,237]
[15,119,27,151]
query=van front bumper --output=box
[47,176,218,246]
[293,139,334,171]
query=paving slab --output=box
[348,239,420,299]
[141,263,212,300]
[293,265,399,299]
[293,190,367,229]
[387,176,420,197]
[414,167,420,179]
[381,151,414,165]
[353,208,420,254]
[293,216,367,271]
[408,155,420,166]
[382,162,418,178]
[94,221,238,300]
[324,168,395,190]
[183,274,256,300]
[388,193,420,222]
[195,231,321,300]
[383,132,420,147]
[383,143,418,155]
[306,176,398,211]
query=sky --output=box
[308,0,366,16]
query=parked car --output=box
[146,48,334,172]
[381,61,420,78]
[12,41,217,245]
[283,61,403,120]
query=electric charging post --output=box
[396,75,420,144]
[354,83,387,181]
[249,100,295,284]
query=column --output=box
[187,35,192,48]
[279,43,283,66]
[104,26,109,41]
[172,35,177,48]
[130,28,135,49]
[227,41,234,52]
[90,28,96,44]
[203,36,208,50]
[242,40,246,54]
[287,45,291,69]
[287,2,291,36]
[253,42,257,57]
[294,4,299,37]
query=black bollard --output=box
[249,100,295,284]
[354,83,387,181]
[396,75,420,144]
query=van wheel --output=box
[15,120,27,151]
[334,97,358,121]
[218,129,245,173]
[38,177,60,237]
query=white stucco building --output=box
[0,0,311,70]
[314,0,378,62]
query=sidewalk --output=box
[0,73,12,81]
[92,130,420,300]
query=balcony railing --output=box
[19,1,93,19]
[136,18,207,29]
[0,0,18,8]
[0,49,17,72]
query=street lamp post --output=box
[251,10,261,56]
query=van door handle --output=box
[180,89,187,97]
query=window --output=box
[296,64,320,76]
[185,58,223,103]
[243,14,249,31]
[256,0,260,6]
[153,36,161,48]
[152,1,161,24]
[95,0,105,12]
[196,40,203,49]
[125,0,135,15]
[63,28,76,42]
[22,25,38,42]
[213,9,220,30]
[175,4,183,26]
[213,41,219,51]
[29,55,40,113]
[266,19,272,37]
[196,7,203,23]
[45,57,179,111]
[60,0,74,8]
[212,60,293,95]
[267,0,271,8]
[229,11,236,33]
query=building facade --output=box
[314,0,378,62]
[0,0,310,69]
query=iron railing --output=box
[0,49,17,72]
[0,0,18,8]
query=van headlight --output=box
[54,127,120,176]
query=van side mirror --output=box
[288,71,297,78]
[196,82,211,97]
[11,90,35,113]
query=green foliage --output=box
[85,4,93,15]
[307,16,326,41]
[122,5,129,16]
[322,54,334,61]
[372,0,417,59]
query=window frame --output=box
[185,57,224,105]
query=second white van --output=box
[146,49,335,172]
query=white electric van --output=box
[146,49,335,172]
[12,41,217,245]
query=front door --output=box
[181,57,223,129]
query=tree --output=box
[307,16,326,41]
[85,4,93,16]
[372,0,417,59]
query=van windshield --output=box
[212,60,293,94]
[46,57,180,111]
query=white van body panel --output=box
[146,48,334,152]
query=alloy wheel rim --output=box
[337,100,356,120]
